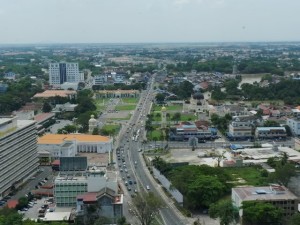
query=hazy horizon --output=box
[1,0,300,44]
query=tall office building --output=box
[0,116,39,198]
[49,62,81,87]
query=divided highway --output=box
[115,78,186,225]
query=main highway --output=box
[114,77,186,225]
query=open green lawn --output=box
[115,105,137,111]
[121,98,139,104]
[225,166,269,186]
[147,129,163,140]
[153,104,183,111]
[100,124,121,136]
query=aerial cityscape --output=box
[1,1,300,225]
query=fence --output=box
[153,167,183,205]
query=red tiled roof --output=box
[7,200,18,209]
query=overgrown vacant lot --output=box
[224,166,269,186]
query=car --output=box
[133,180,137,184]
[127,174,130,178]
[146,185,150,190]
[134,189,138,193]
[138,148,142,152]
[120,168,123,172]
[128,180,133,185]
[127,187,131,191]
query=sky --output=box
[0,0,300,44]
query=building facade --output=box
[0,116,39,198]
[255,127,287,140]
[95,90,139,99]
[227,116,253,140]
[232,185,299,221]
[37,134,113,159]
[54,166,118,207]
[49,62,82,87]
[287,118,300,136]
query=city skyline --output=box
[0,0,300,44]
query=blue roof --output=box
[230,144,244,150]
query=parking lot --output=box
[23,197,54,220]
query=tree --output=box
[242,201,283,225]
[93,216,110,225]
[288,213,300,225]
[209,199,239,225]
[133,191,163,225]
[117,216,127,225]
[155,93,165,103]
[269,163,296,186]
[42,102,52,112]
[92,127,99,135]
[172,112,181,123]
[16,196,28,210]
[264,120,280,127]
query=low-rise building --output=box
[227,116,254,141]
[76,187,123,224]
[33,90,77,100]
[54,165,119,207]
[232,185,299,221]
[95,90,139,99]
[255,127,286,140]
[37,134,112,159]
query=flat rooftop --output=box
[38,134,111,145]
[233,185,298,201]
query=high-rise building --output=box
[49,62,81,87]
[0,116,39,198]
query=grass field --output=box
[121,98,139,104]
[225,166,268,186]
[100,124,121,136]
[147,129,163,140]
[115,105,137,111]
[153,104,183,111]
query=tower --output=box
[161,106,167,128]
[88,115,98,134]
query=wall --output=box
[153,167,183,205]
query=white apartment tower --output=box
[49,62,81,87]
[0,116,39,198]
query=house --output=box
[227,116,253,141]
[76,187,123,224]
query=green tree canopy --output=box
[242,201,283,225]
[209,199,239,225]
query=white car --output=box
[146,185,150,190]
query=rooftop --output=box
[38,134,111,145]
[33,90,76,98]
[34,113,55,124]
[233,185,298,201]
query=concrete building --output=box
[54,166,119,207]
[287,118,300,136]
[232,185,299,220]
[255,127,286,140]
[33,90,77,100]
[95,90,139,99]
[227,116,253,141]
[49,62,82,87]
[0,116,39,198]
[37,134,113,159]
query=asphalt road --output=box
[115,78,186,225]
